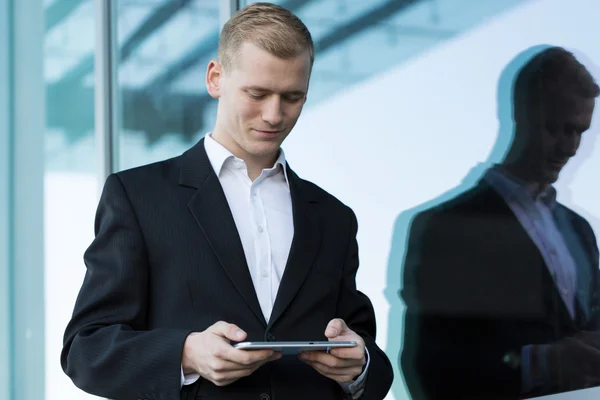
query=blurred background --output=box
[2,0,600,399]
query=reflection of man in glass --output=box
[401,47,600,399]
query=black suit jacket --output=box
[61,138,393,400]
[401,181,600,399]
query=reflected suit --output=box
[401,180,600,399]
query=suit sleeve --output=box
[400,213,522,399]
[575,214,600,330]
[336,208,394,400]
[61,173,192,400]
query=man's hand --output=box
[575,331,600,351]
[544,336,600,391]
[182,321,281,387]
[298,318,366,383]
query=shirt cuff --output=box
[521,344,550,394]
[339,347,370,399]
[521,345,534,394]
[181,365,200,387]
[538,344,550,392]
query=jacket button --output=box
[265,332,275,341]
[259,394,270,400]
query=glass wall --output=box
[44,0,98,399]
[0,0,12,398]
[3,0,600,399]
[116,0,220,171]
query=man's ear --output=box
[206,60,223,99]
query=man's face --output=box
[525,91,595,184]
[207,41,311,162]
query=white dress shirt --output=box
[181,134,368,398]
[204,134,294,321]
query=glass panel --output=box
[44,0,99,399]
[241,1,600,399]
[116,0,220,171]
[0,0,11,396]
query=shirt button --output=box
[257,225,264,233]
[262,271,268,278]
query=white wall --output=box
[45,173,100,400]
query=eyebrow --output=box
[563,121,591,132]
[243,86,306,96]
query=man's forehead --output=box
[235,41,311,65]
[230,48,310,92]
[544,91,596,115]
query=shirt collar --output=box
[485,165,557,207]
[203,133,289,184]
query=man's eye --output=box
[248,92,265,100]
[283,95,303,103]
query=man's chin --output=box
[543,171,561,184]
[246,142,282,158]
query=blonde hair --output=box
[218,2,314,70]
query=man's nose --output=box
[262,97,283,126]
[560,131,579,158]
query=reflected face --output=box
[207,41,311,162]
[526,92,595,184]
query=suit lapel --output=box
[481,183,579,329]
[179,138,266,326]
[268,166,321,328]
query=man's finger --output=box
[300,359,362,382]
[328,346,364,360]
[210,366,259,387]
[305,360,363,377]
[577,331,600,350]
[225,348,280,365]
[208,321,247,342]
[299,351,361,368]
[209,357,250,373]
[208,350,281,377]
[325,318,348,338]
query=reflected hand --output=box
[575,330,600,351]
[545,336,600,392]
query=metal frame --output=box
[95,0,119,185]
[7,0,46,399]
[93,0,237,183]
[220,0,239,30]
[0,0,12,397]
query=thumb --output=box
[209,321,247,342]
[325,318,348,339]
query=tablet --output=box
[233,341,357,355]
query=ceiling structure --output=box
[44,0,527,146]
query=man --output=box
[401,47,600,399]
[61,3,392,400]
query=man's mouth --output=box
[254,129,282,138]
[547,159,567,171]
